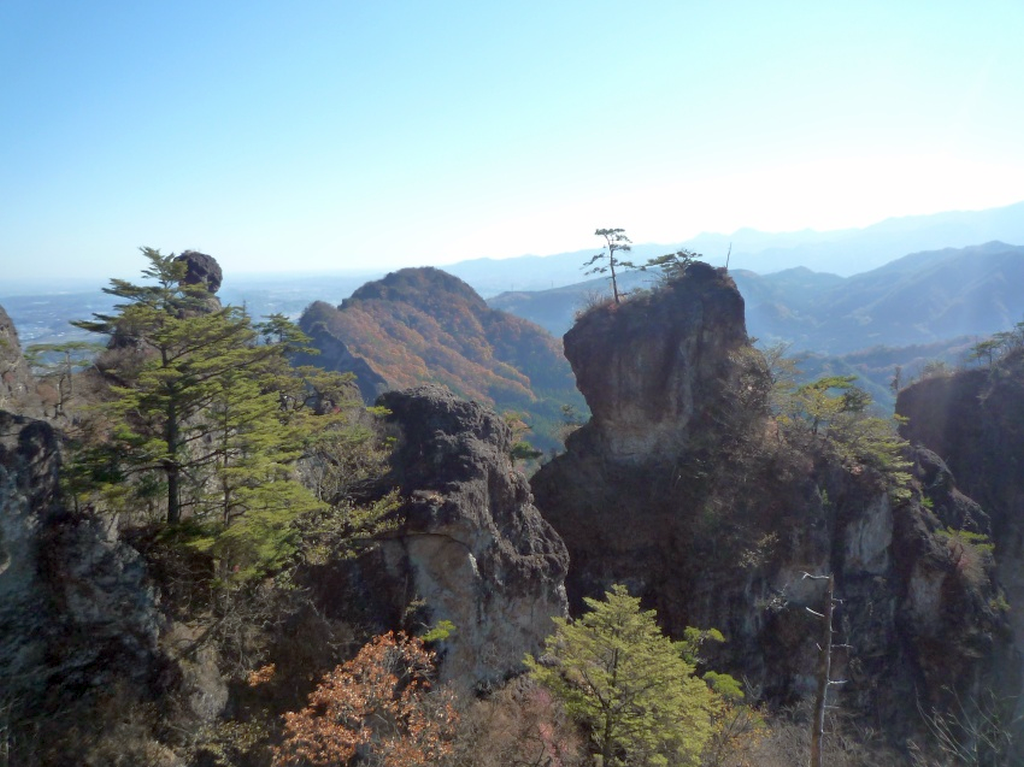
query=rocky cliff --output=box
[0,304,35,412]
[7,253,1022,761]
[563,262,749,460]
[304,384,569,692]
[531,263,1016,751]
[0,411,168,759]
[1,264,574,763]
[532,263,765,616]
[897,350,1024,541]
[0,381,570,762]
[899,350,1024,733]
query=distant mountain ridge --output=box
[5,201,1021,347]
[740,240,1024,353]
[489,241,1024,412]
[446,200,1024,295]
[298,267,585,451]
[491,241,1024,354]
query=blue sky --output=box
[2,1,1023,282]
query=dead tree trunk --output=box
[804,572,846,767]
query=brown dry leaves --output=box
[273,631,457,767]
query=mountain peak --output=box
[346,266,484,309]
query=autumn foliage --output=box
[298,267,586,451]
[274,632,458,767]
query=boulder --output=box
[174,250,222,294]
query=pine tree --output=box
[526,584,716,767]
[73,248,337,578]
[584,228,637,304]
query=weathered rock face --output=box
[0,304,35,411]
[532,265,1015,749]
[532,264,763,614]
[885,448,1016,729]
[898,351,1024,732]
[317,385,569,691]
[564,261,749,460]
[0,411,164,716]
[897,352,1024,540]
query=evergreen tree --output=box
[643,248,703,283]
[777,372,912,500]
[584,228,637,304]
[73,248,337,578]
[526,584,716,767]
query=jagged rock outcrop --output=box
[531,263,1015,750]
[897,351,1024,539]
[0,411,164,728]
[561,261,749,460]
[308,385,568,691]
[0,304,35,411]
[380,385,568,689]
[532,263,762,614]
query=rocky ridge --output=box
[531,262,1017,749]
[0,272,571,761]
[4,252,1022,761]
[0,411,166,742]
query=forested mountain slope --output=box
[747,241,1024,353]
[298,267,584,451]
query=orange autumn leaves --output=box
[272,632,458,767]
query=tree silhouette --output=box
[584,228,637,304]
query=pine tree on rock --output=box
[584,228,637,304]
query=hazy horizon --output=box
[3,197,1024,298]
[3,2,1023,282]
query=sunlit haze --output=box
[3,1,1023,283]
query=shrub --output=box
[274,632,458,767]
